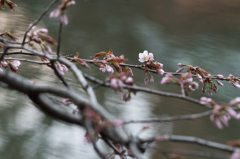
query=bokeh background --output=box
[1,0,240,158]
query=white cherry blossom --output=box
[138,50,150,63]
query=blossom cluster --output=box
[107,72,136,101]
[93,49,133,76]
[177,64,224,96]
[26,24,57,55]
[0,59,21,72]
[138,50,164,85]
[138,50,164,75]
[226,74,240,88]
[200,97,240,129]
[161,72,199,96]
[49,0,76,25]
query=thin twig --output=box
[123,110,212,124]
[148,147,230,159]
[0,46,9,61]
[57,22,63,58]
[180,82,185,97]
[4,58,49,65]
[140,135,236,152]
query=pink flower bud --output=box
[1,60,8,67]
[61,14,68,25]
[178,63,186,67]
[9,60,21,71]
[67,0,76,6]
[176,67,185,73]
[0,68,3,71]
[39,28,48,33]
[56,63,68,75]
[50,9,61,19]
[110,78,118,88]
[221,115,230,127]
[161,77,169,84]
[121,75,127,81]
[113,119,123,127]
[99,67,106,73]
[106,65,114,74]
[150,77,154,83]
[199,97,212,104]
[125,77,133,84]
[46,46,52,54]
[232,81,240,88]
[214,119,223,129]
[230,97,240,105]
[230,149,240,159]
[216,80,223,86]
[149,53,154,60]
[156,62,163,68]
[157,69,164,75]
[197,74,203,83]
[144,76,149,85]
[26,32,31,37]
[216,74,224,79]
[226,107,238,119]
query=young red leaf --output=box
[93,52,107,58]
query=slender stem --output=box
[123,110,212,124]
[148,147,230,159]
[180,82,186,97]
[141,135,236,152]
[57,22,63,58]
[4,58,49,65]
[0,47,9,61]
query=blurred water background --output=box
[1,0,240,158]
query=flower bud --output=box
[215,74,224,79]
[61,14,68,25]
[216,80,223,86]
[178,63,186,67]
[125,77,133,84]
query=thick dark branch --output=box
[0,67,132,146]
[30,93,83,126]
